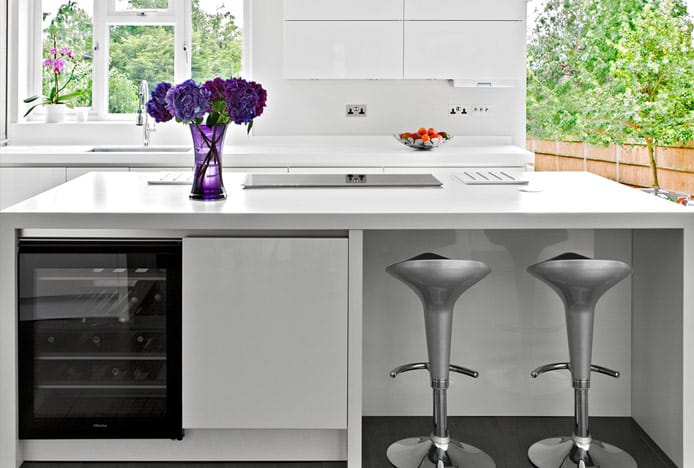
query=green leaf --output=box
[56,90,85,101]
[23,95,43,104]
[207,112,219,126]
[246,119,253,135]
[23,103,43,118]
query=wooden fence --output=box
[526,139,694,195]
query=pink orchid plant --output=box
[23,32,85,117]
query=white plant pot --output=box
[44,104,67,123]
[74,106,90,122]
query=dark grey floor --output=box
[22,416,676,468]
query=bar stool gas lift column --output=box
[385,253,496,468]
[527,253,637,468]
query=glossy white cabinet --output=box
[404,0,525,21]
[284,21,403,79]
[0,167,66,210]
[284,0,403,20]
[404,21,525,80]
[182,237,348,429]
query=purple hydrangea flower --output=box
[248,80,267,117]
[223,78,268,125]
[146,82,173,123]
[165,79,211,122]
[203,77,229,102]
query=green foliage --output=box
[589,0,693,146]
[108,22,175,112]
[109,69,139,113]
[527,0,648,140]
[191,0,242,81]
[126,0,169,9]
[527,0,694,187]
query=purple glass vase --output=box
[189,123,227,200]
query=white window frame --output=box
[1,0,8,143]
[22,0,185,120]
[93,0,188,119]
[20,0,248,122]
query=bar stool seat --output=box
[385,252,495,468]
[527,252,636,468]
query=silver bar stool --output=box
[527,252,637,468]
[385,253,495,468]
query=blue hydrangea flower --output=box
[146,82,173,123]
[164,80,211,122]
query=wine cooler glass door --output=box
[18,240,182,439]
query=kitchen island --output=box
[1,170,692,467]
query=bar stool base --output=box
[387,436,495,468]
[528,437,637,468]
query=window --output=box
[191,1,243,82]
[25,0,244,120]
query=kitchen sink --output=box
[91,145,192,153]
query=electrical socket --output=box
[346,104,367,117]
[448,104,470,116]
[471,104,492,115]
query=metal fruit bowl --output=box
[393,132,452,150]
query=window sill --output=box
[8,120,189,146]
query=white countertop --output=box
[0,136,532,168]
[2,170,689,231]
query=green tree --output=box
[527,0,693,188]
[527,0,649,139]
[109,69,139,113]
[586,0,694,187]
[191,0,242,81]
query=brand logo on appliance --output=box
[93,423,109,428]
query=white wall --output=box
[249,1,527,145]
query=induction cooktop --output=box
[242,173,442,188]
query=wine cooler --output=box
[18,239,182,439]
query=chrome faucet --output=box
[136,80,155,147]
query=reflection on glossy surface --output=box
[387,437,496,468]
[528,436,637,468]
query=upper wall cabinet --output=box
[283,0,403,20]
[404,0,525,21]
[282,0,526,80]
[284,21,403,79]
[404,21,525,80]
